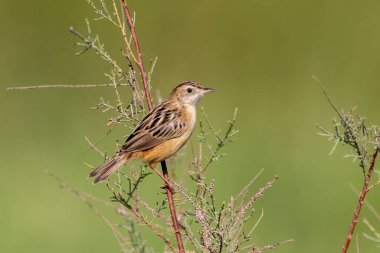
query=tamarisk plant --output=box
[317,86,380,253]
[8,0,292,252]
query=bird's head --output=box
[169,81,214,105]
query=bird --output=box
[89,81,214,184]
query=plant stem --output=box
[341,148,379,253]
[120,2,185,252]
[122,1,153,110]
[161,161,186,252]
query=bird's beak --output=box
[202,87,215,93]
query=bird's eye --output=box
[186,88,193,93]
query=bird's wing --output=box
[120,103,188,153]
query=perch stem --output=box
[121,2,185,252]
[121,1,153,109]
[341,148,379,253]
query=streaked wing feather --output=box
[121,103,187,152]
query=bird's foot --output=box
[160,183,175,192]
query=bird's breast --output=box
[140,105,197,164]
[183,104,196,131]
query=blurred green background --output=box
[1,0,380,252]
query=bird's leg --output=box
[149,163,174,191]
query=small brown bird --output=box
[89,81,214,184]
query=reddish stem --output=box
[161,161,186,252]
[341,148,379,253]
[121,2,185,252]
[122,1,153,110]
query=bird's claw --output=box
[160,183,175,192]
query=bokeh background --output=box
[1,0,380,252]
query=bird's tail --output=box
[89,154,127,184]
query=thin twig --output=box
[121,1,153,109]
[314,76,366,173]
[139,200,172,226]
[251,239,294,253]
[118,206,177,251]
[312,75,341,117]
[363,218,380,242]
[45,170,130,252]
[342,148,379,253]
[69,26,130,84]
[7,83,130,90]
[84,136,106,157]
